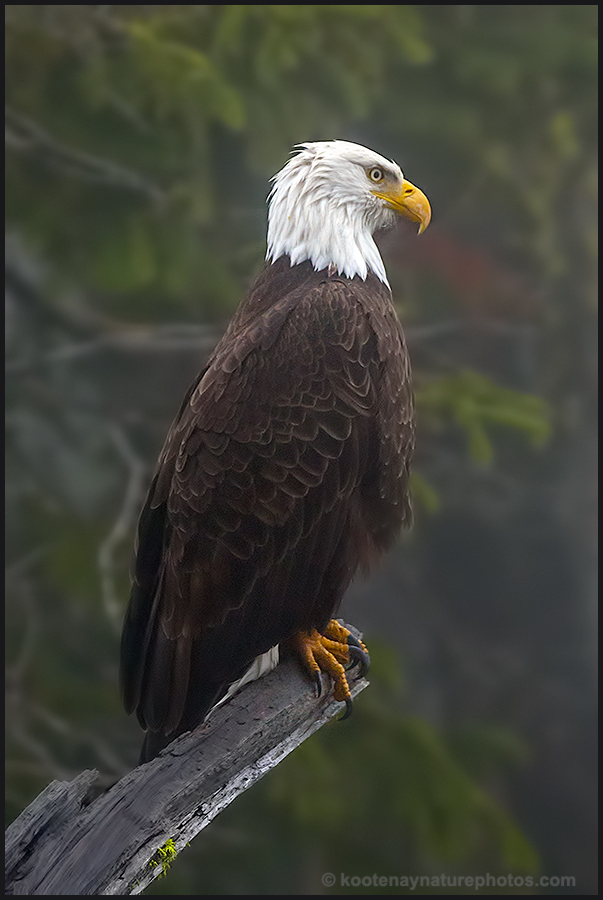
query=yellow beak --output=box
[373,179,431,234]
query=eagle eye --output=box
[368,166,385,184]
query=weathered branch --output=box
[5,630,369,895]
[5,106,163,201]
[5,324,222,376]
[97,425,147,635]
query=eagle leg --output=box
[289,620,370,718]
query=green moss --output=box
[149,839,178,879]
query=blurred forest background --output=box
[5,5,597,895]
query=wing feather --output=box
[120,270,414,744]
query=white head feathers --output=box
[266,140,404,287]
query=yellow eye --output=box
[368,167,384,183]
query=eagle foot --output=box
[290,620,370,717]
[326,620,371,677]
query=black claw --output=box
[339,697,354,721]
[347,641,371,676]
[312,671,323,698]
[346,632,362,647]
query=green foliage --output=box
[5,5,432,320]
[416,371,551,465]
[447,724,531,784]
[409,471,440,514]
[267,668,538,870]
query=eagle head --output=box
[266,139,431,286]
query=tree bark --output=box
[5,631,368,895]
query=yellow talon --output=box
[289,620,370,709]
[324,620,369,656]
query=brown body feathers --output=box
[120,256,414,761]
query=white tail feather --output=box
[211,645,280,711]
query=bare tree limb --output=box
[97,424,147,633]
[5,324,222,375]
[5,630,369,895]
[5,106,163,201]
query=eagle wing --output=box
[120,276,413,746]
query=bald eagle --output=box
[120,140,431,763]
